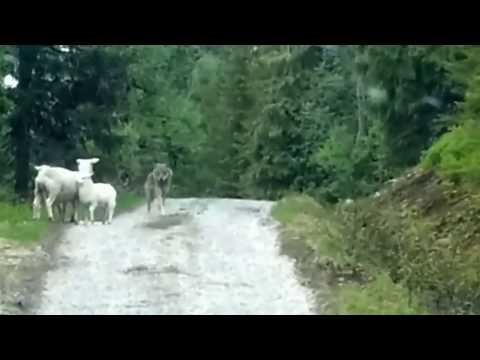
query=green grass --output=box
[422,123,480,186]
[0,202,49,244]
[272,194,349,266]
[116,191,144,213]
[336,273,427,315]
[272,194,428,315]
[272,194,326,223]
[0,191,143,245]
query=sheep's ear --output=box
[34,165,42,171]
[91,158,100,164]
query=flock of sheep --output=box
[32,158,117,225]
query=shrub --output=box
[422,122,480,186]
[336,273,427,315]
[275,193,480,314]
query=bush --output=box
[309,121,393,202]
[336,273,427,315]
[422,122,480,186]
[272,195,348,264]
[273,195,429,314]
[272,194,325,223]
[0,185,16,203]
[275,193,480,314]
[338,190,480,314]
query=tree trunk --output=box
[355,77,365,145]
[12,113,31,199]
[11,45,41,198]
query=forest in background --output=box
[4,45,480,314]
[0,45,475,202]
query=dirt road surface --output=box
[29,199,315,315]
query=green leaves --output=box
[0,44,468,202]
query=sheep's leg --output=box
[146,198,151,213]
[57,202,66,223]
[67,202,73,223]
[102,205,108,225]
[89,204,96,224]
[45,195,57,222]
[52,204,59,222]
[107,202,115,224]
[32,195,42,220]
[32,182,44,220]
[58,203,64,223]
[71,200,79,224]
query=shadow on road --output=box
[142,212,191,230]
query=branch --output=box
[47,45,89,55]
[47,45,69,55]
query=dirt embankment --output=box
[275,167,480,314]
[373,168,480,249]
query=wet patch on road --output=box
[122,264,200,278]
[236,205,262,214]
[143,212,192,230]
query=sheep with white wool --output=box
[33,176,74,222]
[76,173,117,225]
[32,158,99,223]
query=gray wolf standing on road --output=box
[144,163,173,215]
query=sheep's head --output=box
[33,165,50,173]
[76,158,99,177]
[75,173,92,187]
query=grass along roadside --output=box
[0,201,49,244]
[0,191,144,314]
[115,191,144,214]
[272,194,427,315]
[0,191,143,245]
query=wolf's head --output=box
[152,163,171,182]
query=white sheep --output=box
[76,173,117,225]
[32,158,99,222]
[33,176,73,222]
[33,166,80,222]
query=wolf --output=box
[144,163,173,215]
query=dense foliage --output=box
[0,45,467,202]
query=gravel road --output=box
[32,199,315,315]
